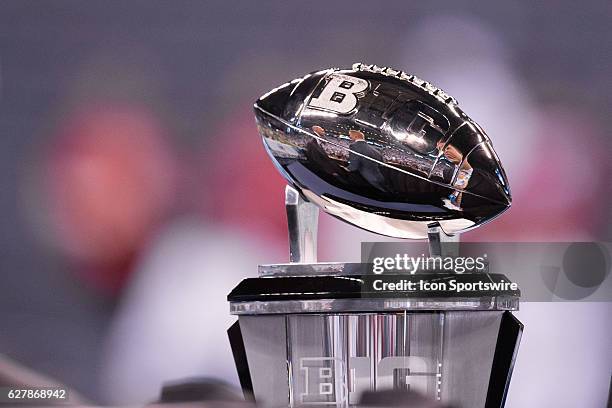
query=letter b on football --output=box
[308,74,368,114]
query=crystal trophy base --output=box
[228,263,522,408]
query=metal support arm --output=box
[427,222,460,258]
[285,185,319,263]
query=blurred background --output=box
[0,1,610,406]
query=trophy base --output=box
[227,263,522,407]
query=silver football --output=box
[254,63,511,239]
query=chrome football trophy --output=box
[228,64,522,407]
